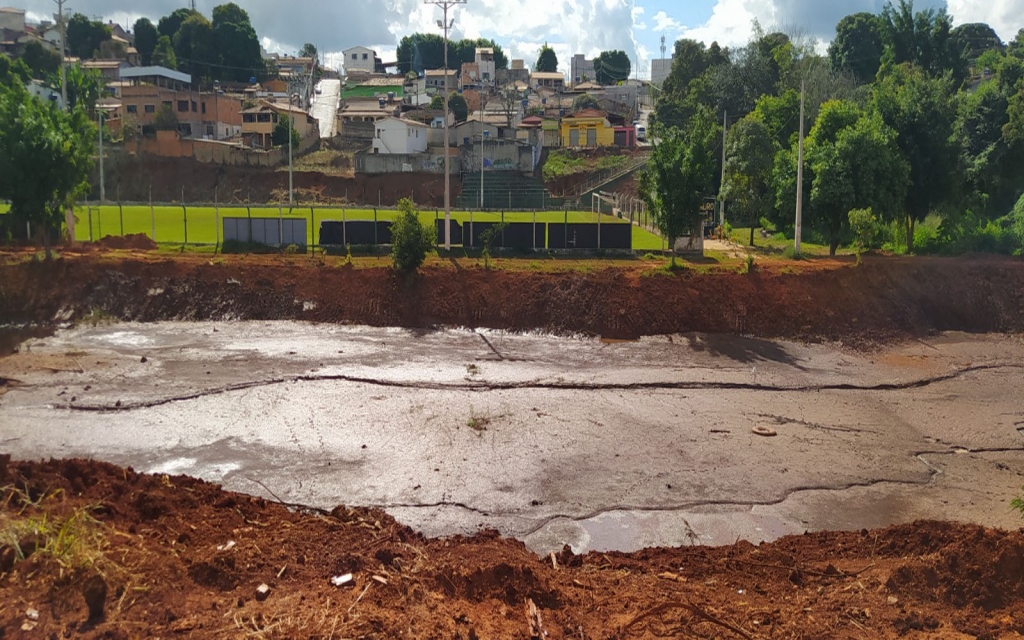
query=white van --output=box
[635,124,647,141]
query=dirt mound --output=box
[1,457,1023,639]
[1,253,1023,342]
[96,233,157,251]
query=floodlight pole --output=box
[427,0,466,250]
[794,80,805,257]
[54,0,67,110]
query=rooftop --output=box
[120,65,191,84]
[425,69,457,76]
[531,72,564,80]
[567,108,606,119]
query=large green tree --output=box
[152,35,177,68]
[66,13,111,60]
[950,23,1003,64]
[133,17,158,66]
[46,64,103,115]
[722,116,778,244]
[173,14,215,78]
[639,106,720,263]
[871,63,960,251]
[396,34,507,74]
[594,50,631,85]
[535,43,558,72]
[0,53,31,88]
[448,91,468,122]
[158,8,199,40]
[211,3,265,82]
[21,40,60,78]
[881,0,966,84]
[829,12,884,83]
[0,81,94,256]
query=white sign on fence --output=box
[222,217,307,246]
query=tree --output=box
[396,33,447,73]
[0,83,94,257]
[572,93,599,112]
[272,114,300,147]
[722,116,777,245]
[390,198,434,271]
[951,23,1003,64]
[751,89,800,148]
[429,94,445,110]
[535,43,558,73]
[133,18,158,66]
[639,106,719,264]
[152,36,176,69]
[498,83,524,128]
[848,207,878,264]
[0,53,31,88]
[299,43,317,59]
[806,101,909,254]
[829,12,884,84]
[448,91,468,122]
[956,77,1024,216]
[881,0,966,84]
[158,8,199,40]
[662,39,714,97]
[173,14,214,78]
[594,50,631,85]
[66,13,111,59]
[97,39,127,60]
[153,103,178,130]
[211,4,264,82]
[21,40,60,78]
[871,64,960,252]
[47,64,103,115]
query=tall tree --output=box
[871,63,960,251]
[956,77,1024,216]
[133,17,158,66]
[299,43,318,59]
[66,13,111,59]
[639,106,720,264]
[829,12,884,83]
[152,35,177,69]
[448,91,468,122]
[535,43,558,73]
[46,64,103,115]
[751,89,800,148]
[662,39,714,97]
[0,82,94,257]
[594,50,631,85]
[173,14,214,78]
[21,40,60,77]
[211,3,264,82]
[881,0,967,84]
[722,116,778,245]
[158,8,199,40]
[950,23,1003,64]
[0,53,31,88]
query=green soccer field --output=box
[64,205,665,251]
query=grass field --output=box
[45,205,664,251]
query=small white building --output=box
[475,47,495,85]
[425,68,458,93]
[343,46,381,76]
[372,117,428,154]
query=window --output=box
[205,124,214,136]
[126,104,137,114]
[362,53,368,60]
[243,113,255,123]
[351,53,357,60]
[177,100,188,112]
[191,101,197,112]
[201,102,206,114]
[144,104,155,113]
[257,113,271,123]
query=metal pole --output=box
[214,187,219,248]
[795,80,805,257]
[98,110,105,204]
[480,131,484,209]
[150,186,155,241]
[719,110,727,227]
[443,4,451,250]
[288,95,294,205]
[182,186,187,245]
[56,0,67,110]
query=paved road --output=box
[2,324,1022,554]
[309,79,341,139]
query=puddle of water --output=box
[148,457,198,475]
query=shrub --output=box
[390,198,434,271]
[848,207,878,265]
[1013,489,1024,518]
[283,243,300,254]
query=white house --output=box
[40,24,62,49]
[475,47,495,85]
[372,117,428,154]
[343,46,381,76]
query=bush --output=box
[848,207,878,265]
[390,198,434,271]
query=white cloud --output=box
[633,5,647,30]
[651,10,685,34]
[947,0,1024,42]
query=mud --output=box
[1,458,1023,639]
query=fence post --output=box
[88,206,93,242]
[468,210,472,248]
[98,204,102,238]
[247,206,252,243]
[378,189,381,208]
[119,201,124,236]
[564,210,568,249]
[374,208,378,245]
[310,206,315,254]
[501,210,505,247]
[279,205,283,248]
[508,190,511,209]
[598,204,601,249]
[436,210,440,247]
[532,210,536,250]
[149,186,155,242]
[342,206,346,246]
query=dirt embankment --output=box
[94,154,461,206]
[1,254,1023,342]
[1,457,1022,639]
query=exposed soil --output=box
[94,154,460,206]
[95,234,157,251]
[0,252,1022,343]
[1,457,1022,639]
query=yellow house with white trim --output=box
[559,109,615,148]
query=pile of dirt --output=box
[95,234,157,251]
[1,254,1023,343]
[1,457,1022,639]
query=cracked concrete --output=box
[1,322,1022,554]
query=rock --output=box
[255,584,270,601]
[140,356,148,363]
[25,608,39,621]
[83,575,107,621]
[887,596,899,605]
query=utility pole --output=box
[288,90,294,206]
[427,0,466,251]
[794,79,805,257]
[479,130,484,209]
[54,0,67,110]
[719,110,727,227]
[97,109,105,203]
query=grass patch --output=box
[1,486,107,576]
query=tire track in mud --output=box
[43,363,1024,413]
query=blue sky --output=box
[19,0,1024,76]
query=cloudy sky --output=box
[21,0,1024,77]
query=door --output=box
[587,127,597,147]
[569,128,579,146]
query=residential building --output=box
[530,71,564,90]
[0,6,25,33]
[424,68,458,93]
[372,117,428,154]
[343,46,383,76]
[276,55,317,82]
[241,100,318,149]
[39,24,61,48]
[475,47,495,85]
[106,20,132,44]
[570,54,594,84]
[25,78,62,109]
[559,108,614,147]
[118,66,244,140]
[496,62,529,86]
[82,59,125,80]
[460,62,480,89]
[651,58,672,86]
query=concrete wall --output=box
[132,130,317,166]
[355,150,459,175]
[460,139,534,173]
